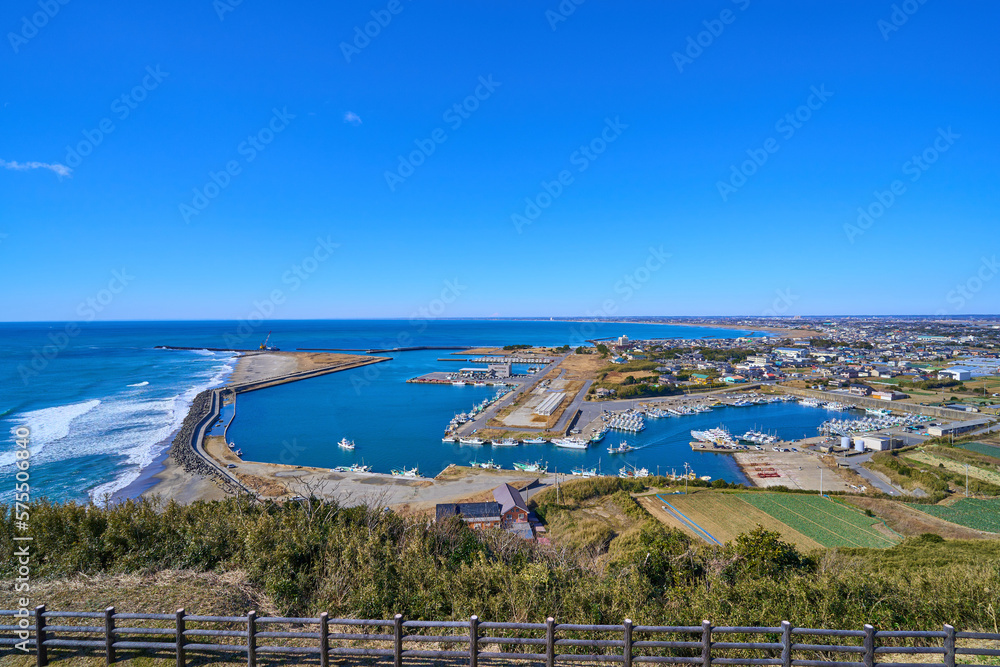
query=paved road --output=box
[835,452,904,496]
[456,354,569,436]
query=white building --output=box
[939,367,972,381]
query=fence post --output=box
[546,617,555,667]
[863,624,875,667]
[701,620,712,667]
[943,624,955,667]
[105,606,116,666]
[319,612,329,667]
[781,621,791,667]
[34,605,47,667]
[394,613,403,667]
[469,615,479,667]
[247,611,257,667]
[624,619,633,667]
[175,609,185,667]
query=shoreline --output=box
[141,351,390,504]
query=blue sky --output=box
[1,0,998,320]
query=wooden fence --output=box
[2,607,998,667]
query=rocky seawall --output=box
[168,389,240,494]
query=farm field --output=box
[903,451,1000,485]
[842,496,989,540]
[737,493,901,549]
[908,498,1000,533]
[958,442,1000,461]
[638,491,821,551]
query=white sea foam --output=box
[2,399,101,466]
[127,381,149,387]
[1,354,237,501]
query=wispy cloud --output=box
[343,111,362,126]
[0,158,72,178]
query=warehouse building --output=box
[926,418,991,437]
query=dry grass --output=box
[602,371,659,384]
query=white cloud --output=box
[343,111,362,126]
[0,158,72,178]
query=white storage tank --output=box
[841,436,851,449]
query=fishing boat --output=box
[607,441,635,454]
[571,467,597,477]
[552,437,588,450]
[522,437,548,445]
[493,437,519,447]
[618,464,650,479]
[458,437,485,445]
[513,461,547,473]
[338,438,356,451]
[391,466,419,478]
[350,462,372,473]
[442,436,457,443]
[589,427,608,443]
[473,459,502,470]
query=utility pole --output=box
[556,469,560,503]
[820,466,823,497]
[966,464,969,497]
[683,462,690,494]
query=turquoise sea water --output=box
[1,319,786,503]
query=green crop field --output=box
[737,493,900,549]
[957,442,1000,461]
[908,498,1000,533]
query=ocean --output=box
[0,319,802,504]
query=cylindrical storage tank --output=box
[855,439,865,453]
[841,436,850,449]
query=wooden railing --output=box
[2,607,998,666]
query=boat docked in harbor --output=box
[391,466,419,478]
[552,437,588,450]
[458,437,485,445]
[522,437,548,445]
[618,464,649,479]
[493,437,519,447]
[472,459,502,470]
[571,467,597,477]
[513,460,547,473]
[338,437,356,451]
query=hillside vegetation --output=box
[2,488,999,632]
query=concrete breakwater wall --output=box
[779,386,977,420]
[167,389,242,495]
